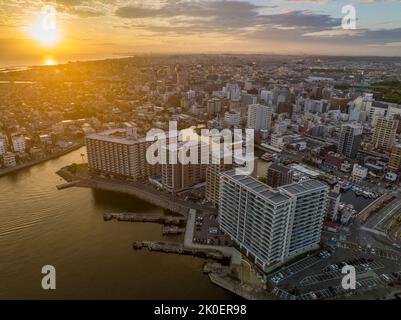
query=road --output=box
[364,198,401,231]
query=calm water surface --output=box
[0,147,233,299]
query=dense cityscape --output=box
[1,54,401,300]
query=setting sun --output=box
[43,57,57,66]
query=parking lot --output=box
[338,241,401,263]
[268,246,401,300]
[192,212,232,246]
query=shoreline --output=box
[56,168,217,216]
[0,142,84,178]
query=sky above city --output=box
[1,0,401,66]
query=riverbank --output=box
[0,142,84,178]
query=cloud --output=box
[115,1,338,34]
[114,1,401,48]
[43,0,106,17]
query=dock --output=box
[133,240,230,262]
[104,213,186,226]
[202,262,230,274]
[56,181,80,190]
[162,226,186,235]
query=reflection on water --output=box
[0,147,233,299]
[341,190,375,213]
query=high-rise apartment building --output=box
[224,111,241,128]
[218,170,329,271]
[326,185,341,222]
[280,181,329,259]
[388,144,401,172]
[266,163,293,188]
[247,104,272,131]
[205,148,233,207]
[11,134,26,153]
[372,117,398,151]
[161,141,207,194]
[207,98,222,118]
[86,129,161,181]
[337,123,363,158]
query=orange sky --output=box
[1,1,400,66]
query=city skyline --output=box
[1,0,401,67]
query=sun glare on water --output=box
[43,57,57,66]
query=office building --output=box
[372,117,398,151]
[337,123,363,158]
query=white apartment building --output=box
[224,83,241,101]
[247,104,272,131]
[224,111,241,128]
[304,99,329,114]
[387,104,401,119]
[260,90,273,105]
[280,180,329,259]
[352,164,368,181]
[3,152,16,168]
[11,135,26,153]
[326,187,341,222]
[271,134,285,149]
[218,170,329,271]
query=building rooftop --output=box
[269,163,292,174]
[87,128,180,145]
[280,179,328,195]
[221,170,291,204]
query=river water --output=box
[0,147,233,299]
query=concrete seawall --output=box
[69,177,217,217]
[77,179,189,216]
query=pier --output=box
[56,181,80,190]
[133,240,230,262]
[162,226,186,235]
[103,212,186,226]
